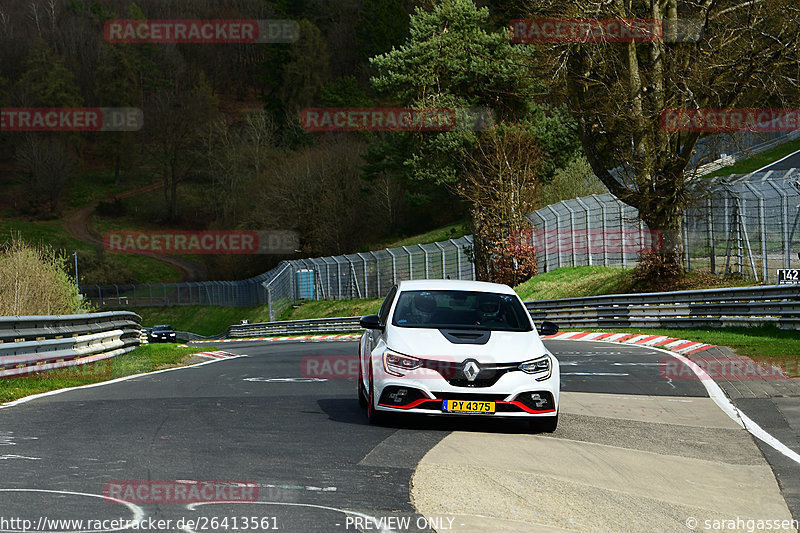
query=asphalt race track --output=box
[0,339,797,532]
[755,148,800,172]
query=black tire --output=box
[358,359,368,408]
[366,363,386,425]
[530,413,558,433]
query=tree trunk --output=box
[470,207,490,281]
[636,196,685,278]
[170,164,178,222]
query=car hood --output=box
[384,326,548,364]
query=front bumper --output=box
[149,336,176,343]
[373,364,560,418]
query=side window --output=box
[378,286,398,325]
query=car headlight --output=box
[383,350,422,377]
[519,355,552,381]
[169,333,175,336]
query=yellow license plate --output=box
[442,400,495,413]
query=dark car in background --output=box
[149,324,177,343]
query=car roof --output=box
[396,279,517,295]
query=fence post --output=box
[369,251,381,297]
[545,205,562,269]
[767,180,791,270]
[534,212,550,273]
[593,195,610,267]
[357,252,369,298]
[707,198,716,275]
[449,239,462,280]
[418,244,429,278]
[325,258,332,299]
[386,248,397,285]
[563,202,578,267]
[575,197,592,266]
[683,213,690,271]
[266,284,272,321]
[332,257,343,300]
[433,241,446,278]
[402,246,414,280]
[783,192,790,269]
[466,235,476,279]
[618,201,628,268]
[745,182,769,283]
[346,257,362,298]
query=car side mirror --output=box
[359,314,384,331]
[537,321,559,336]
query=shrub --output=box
[0,235,92,316]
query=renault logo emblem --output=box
[463,361,480,382]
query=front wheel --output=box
[357,358,367,408]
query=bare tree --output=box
[46,0,56,33]
[459,124,543,285]
[249,137,368,256]
[0,6,12,39]
[146,78,216,221]
[16,134,77,214]
[28,1,40,36]
[243,110,275,179]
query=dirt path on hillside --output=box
[63,182,207,282]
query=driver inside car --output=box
[476,294,504,327]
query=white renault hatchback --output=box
[358,279,560,432]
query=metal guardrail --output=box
[219,285,800,337]
[228,317,362,337]
[525,285,800,330]
[0,311,142,378]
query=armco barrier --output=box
[525,285,800,330]
[219,285,800,337]
[0,311,142,378]
[228,317,362,337]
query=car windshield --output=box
[153,325,172,331]
[391,290,533,332]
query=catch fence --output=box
[84,170,800,316]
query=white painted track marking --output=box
[184,501,394,533]
[0,356,248,410]
[559,337,800,466]
[0,489,144,533]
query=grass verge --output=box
[137,305,272,336]
[0,343,201,404]
[135,300,383,336]
[366,220,470,250]
[280,299,383,321]
[513,266,753,301]
[515,266,636,301]
[704,137,800,178]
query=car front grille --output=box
[421,359,520,388]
